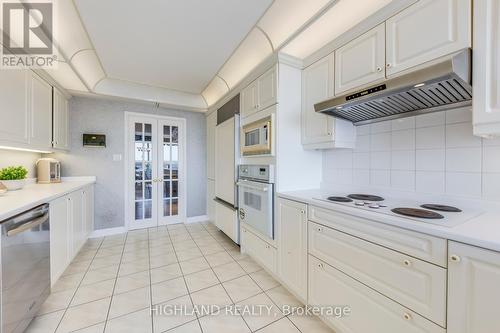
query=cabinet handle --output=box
[327,132,332,136]
[300,209,305,214]
[386,63,392,68]
[450,255,461,263]
[377,67,382,72]
[403,313,412,321]
[403,259,411,267]
[317,227,323,232]
[318,263,324,269]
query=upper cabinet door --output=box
[301,54,335,146]
[448,241,500,333]
[472,0,500,137]
[386,0,471,76]
[53,88,70,150]
[335,23,386,95]
[257,66,277,111]
[0,70,29,145]
[241,80,258,118]
[30,72,53,149]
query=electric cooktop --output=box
[314,193,479,227]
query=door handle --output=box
[7,214,48,237]
[236,182,269,192]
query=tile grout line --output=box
[52,237,105,333]
[198,224,296,333]
[101,232,129,332]
[164,224,205,333]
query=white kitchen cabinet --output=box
[309,256,445,333]
[68,190,84,258]
[309,221,447,325]
[447,241,500,333]
[83,186,94,238]
[214,117,237,205]
[207,179,215,222]
[277,198,307,301]
[301,55,334,147]
[215,201,239,244]
[335,23,385,94]
[49,195,70,285]
[472,0,500,137]
[257,66,277,111]
[206,111,217,180]
[53,87,70,150]
[301,55,355,150]
[241,226,277,274]
[386,0,471,76]
[0,70,56,151]
[49,186,94,285]
[308,205,448,267]
[240,66,277,118]
[241,80,259,118]
[30,72,53,149]
[0,70,30,145]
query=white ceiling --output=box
[74,0,273,94]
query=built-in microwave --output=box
[241,116,272,156]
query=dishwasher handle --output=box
[6,213,48,237]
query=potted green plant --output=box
[0,166,28,191]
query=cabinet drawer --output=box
[308,205,447,267]
[241,227,277,274]
[309,222,446,326]
[309,256,445,333]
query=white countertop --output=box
[278,189,500,253]
[0,177,96,221]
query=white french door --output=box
[126,113,186,229]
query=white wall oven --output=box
[241,116,272,156]
[237,165,275,239]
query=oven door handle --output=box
[236,181,269,192]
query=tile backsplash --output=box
[322,107,500,200]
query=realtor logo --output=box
[1,0,56,68]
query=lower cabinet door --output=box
[308,256,445,333]
[308,222,446,325]
[277,198,307,300]
[68,190,84,259]
[447,241,500,333]
[49,196,69,285]
[215,201,239,244]
[83,186,94,238]
[241,227,277,274]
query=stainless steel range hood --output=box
[314,50,472,125]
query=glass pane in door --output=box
[134,122,154,221]
[161,125,179,217]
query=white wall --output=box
[322,107,500,201]
[49,96,207,230]
[0,149,41,178]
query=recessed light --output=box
[414,83,425,88]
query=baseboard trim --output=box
[186,215,209,224]
[90,226,127,238]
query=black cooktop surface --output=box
[421,204,462,212]
[392,208,444,219]
[347,194,385,202]
[327,196,353,203]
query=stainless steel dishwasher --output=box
[1,204,50,333]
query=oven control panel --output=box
[238,164,274,183]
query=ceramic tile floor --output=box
[27,222,334,333]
